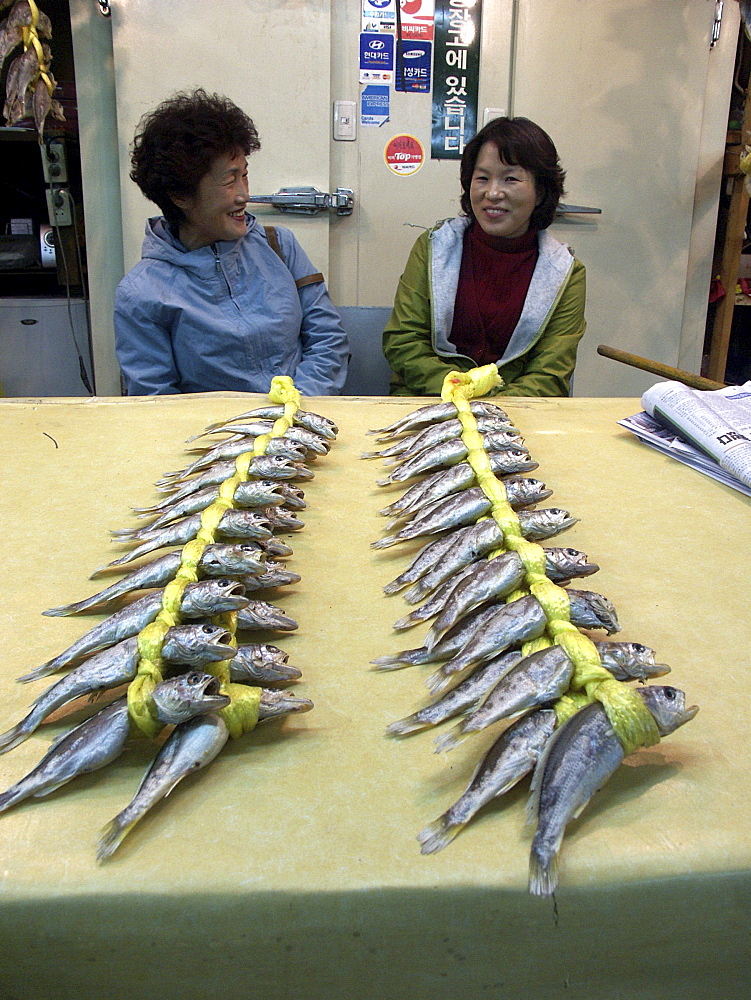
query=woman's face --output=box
[173,148,249,249]
[469,142,539,239]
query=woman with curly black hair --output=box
[383,116,586,396]
[115,89,348,395]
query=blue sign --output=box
[397,40,432,93]
[361,85,390,126]
[359,31,395,82]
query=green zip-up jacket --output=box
[382,217,586,396]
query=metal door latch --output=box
[556,203,602,215]
[246,187,354,216]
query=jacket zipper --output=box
[212,245,232,296]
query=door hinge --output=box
[711,0,723,48]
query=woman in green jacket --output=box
[383,117,586,397]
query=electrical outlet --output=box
[41,139,68,183]
[46,188,72,227]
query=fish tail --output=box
[0,785,27,815]
[371,536,398,550]
[377,502,401,516]
[369,652,410,668]
[433,723,467,754]
[385,714,426,737]
[42,601,80,616]
[0,719,34,755]
[403,581,430,604]
[417,815,465,854]
[375,475,394,487]
[422,626,441,651]
[392,612,422,631]
[382,580,407,595]
[17,660,60,684]
[96,813,139,863]
[528,843,558,897]
[425,668,452,696]
[360,449,385,459]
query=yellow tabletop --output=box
[0,393,748,1000]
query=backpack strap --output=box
[264,225,324,290]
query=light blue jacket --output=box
[114,215,348,396]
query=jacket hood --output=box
[429,216,575,363]
[141,213,259,276]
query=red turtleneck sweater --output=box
[450,223,538,366]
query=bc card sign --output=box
[360,32,395,82]
[431,0,482,159]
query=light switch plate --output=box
[482,107,507,126]
[333,100,357,141]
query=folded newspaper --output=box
[618,380,751,497]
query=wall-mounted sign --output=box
[362,0,396,33]
[396,39,432,93]
[399,0,435,40]
[361,85,391,126]
[431,0,482,159]
[384,134,425,175]
[360,31,395,82]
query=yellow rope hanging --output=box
[21,1,55,97]
[127,377,302,739]
[440,366,659,755]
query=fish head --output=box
[267,508,305,530]
[152,671,231,724]
[637,685,699,735]
[546,547,599,581]
[187,578,248,616]
[544,508,579,534]
[278,484,307,509]
[252,456,299,479]
[596,641,670,682]
[257,688,314,720]
[569,589,621,634]
[232,511,273,539]
[260,537,294,558]
[299,412,338,439]
[203,544,266,576]
[163,624,237,665]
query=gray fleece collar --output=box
[429,217,575,362]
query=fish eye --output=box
[564,548,577,556]
[201,625,215,634]
[186,672,201,683]
[217,578,230,585]
[664,687,676,700]
[633,643,646,652]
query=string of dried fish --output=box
[368,364,697,895]
[0,377,333,861]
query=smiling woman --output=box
[383,117,586,397]
[114,89,348,396]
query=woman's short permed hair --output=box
[130,88,260,227]
[460,117,565,230]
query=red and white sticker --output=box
[384,134,425,176]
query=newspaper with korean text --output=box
[617,380,751,497]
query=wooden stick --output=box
[597,345,726,391]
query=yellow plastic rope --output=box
[441,367,659,755]
[128,377,302,739]
[21,1,55,98]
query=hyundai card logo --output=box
[369,39,386,50]
[403,49,424,59]
[368,0,391,7]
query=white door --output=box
[101,0,737,397]
[110,0,335,274]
